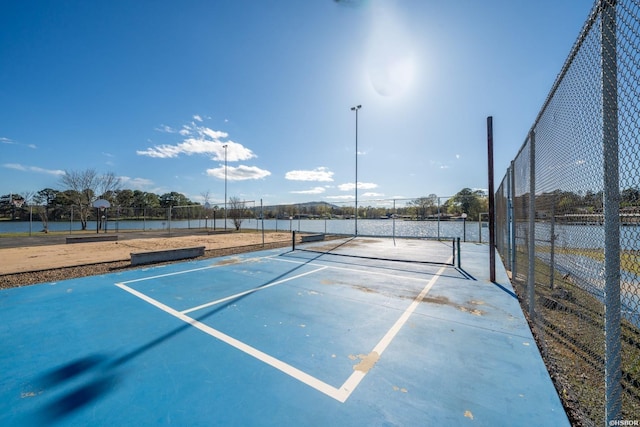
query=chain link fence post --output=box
[601,0,622,422]
[528,131,536,321]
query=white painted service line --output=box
[337,261,449,400]
[180,266,328,315]
[115,281,346,402]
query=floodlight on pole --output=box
[223,144,228,230]
[350,104,362,236]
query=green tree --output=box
[410,194,439,219]
[449,188,487,220]
[621,187,640,207]
[159,192,191,208]
[115,189,135,208]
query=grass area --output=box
[535,245,640,276]
[509,254,640,426]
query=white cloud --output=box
[338,182,378,191]
[290,187,326,195]
[141,121,254,161]
[193,114,203,122]
[361,192,384,197]
[154,124,176,133]
[206,164,271,181]
[285,167,334,182]
[326,195,355,200]
[119,176,155,190]
[1,137,36,149]
[3,163,65,176]
[3,163,26,171]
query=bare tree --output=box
[200,190,211,207]
[228,196,245,231]
[60,169,121,230]
[28,188,58,233]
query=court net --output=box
[292,233,459,267]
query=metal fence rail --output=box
[495,1,640,425]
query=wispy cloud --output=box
[338,182,378,191]
[193,114,203,122]
[3,163,65,176]
[154,124,177,133]
[1,137,36,149]
[290,187,326,195]
[361,192,384,197]
[326,194,355,200]
[206,165,271,181]
[140,121,255,162]
[285,167,334,182]
[119,176,155,190]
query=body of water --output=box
[0,217,490,242]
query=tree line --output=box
[0,170,490,233]
[7,168,635,232]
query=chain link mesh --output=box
[495,1,640,424]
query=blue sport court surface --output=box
[0,237,569,426]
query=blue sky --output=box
[1,0,593,206]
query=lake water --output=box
[0,217,490,242]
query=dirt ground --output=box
[0,231,293,275]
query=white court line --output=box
[120,254,280,284]
[114,256,449,403]
[338,262,449,398]
[181,266,328,314]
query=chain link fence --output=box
[495,1,640,425]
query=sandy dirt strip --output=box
[0,231,293,276]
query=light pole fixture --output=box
[223,144,228,230]
[350,104,362,236]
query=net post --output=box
[487,116,496,282]
[292,230,296,251]
[452,238,455,263]
[456,237,461,269]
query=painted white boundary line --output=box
[115,282,344,401]
[181,266,327,314]
[338,263,448,396]
[114,256,449,403]
[120,254,279,285]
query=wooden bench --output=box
[130,246,206,266]
[66,235,119,244]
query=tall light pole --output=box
[351,104,362,236]
[223,144,228,230]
